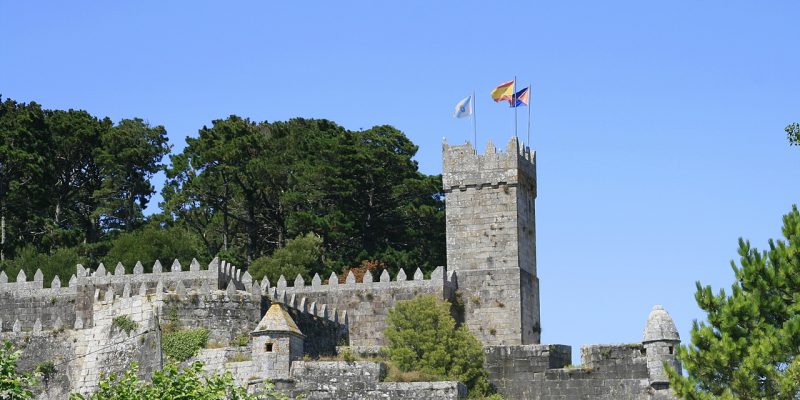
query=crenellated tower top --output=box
[442,137,535,194]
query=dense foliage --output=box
[162,117,445,275]
[667,206,800,399]
[0,341,38,399]
[385,295,491,398]
[248,233,323,283]
[0,97,444,282]
[161,328,209,362]
[70,362,290,400]
[103,224,205,273]
[787,123,799,146]
[0,97,169,262]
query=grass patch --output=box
[112,315,138,335]
[227,353,252,362]
[384,361,442,382]
[232,333,249,347]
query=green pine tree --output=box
[668,205,800,399]
[786,123,799,146]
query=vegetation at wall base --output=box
[0,341,38,399]
[69,361,292,400]
[161,328,209,363]
[385,295,493,398]
[111,315,138,336]
[667,205,800,399]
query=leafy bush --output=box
[0,341,37,399]
[161,328,209,362]
[2,245,85,287]
[111,315,138,336]
[248,233,323,283]
[36,361,56,381]
[104,225,206,272]
[232,334,249,347]
[70,361,291,400]
[385,295,492,398]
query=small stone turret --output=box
[251,303,305,379]
[642,305,681,389]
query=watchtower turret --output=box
[442,137,540,345]
[251,303,305,379]
[642,305,681,389]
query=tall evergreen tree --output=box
[668,206,800,399]
[0,97,49,259]
[164,117,445,274]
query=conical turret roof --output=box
[643,305,680,343]
[252,303,303,337]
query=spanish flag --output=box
[491,80,515,102]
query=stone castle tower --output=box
[442,137,540,345]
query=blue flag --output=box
[509,87,530,108]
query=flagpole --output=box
[527,84,532,146]
[472,90,477,148]
[513,76,518,138]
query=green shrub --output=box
[385,295,492,398]
[104,225,206,272]
[0,341,37,398]
[248,233,323,283]
[36,361,56,380]
[232,333,249,347]
[70,361,292,400]
[3,245,86,288]
[161,328,209,362]
[340,347,356,363]
[112,315,138,335]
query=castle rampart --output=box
[264,266,456,347]
[0,136,681,400]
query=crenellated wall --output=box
[261,266,457,347]
[485,342,673,400]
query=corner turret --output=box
[251,303,305,379]
[642,305,681,389]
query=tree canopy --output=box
[0,96,444,284]
[786,123,799,146]
[162,116,444,276]
[0,97,169,263]
[668,205,800,399]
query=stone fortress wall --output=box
[0,137,683,400]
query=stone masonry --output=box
[0,136,682,399]
[443,138,540,345]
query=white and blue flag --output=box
[453,95,472,118]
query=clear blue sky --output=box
[2,1,798,362]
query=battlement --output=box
[442,137,535,192]
[83,258,221,289]
[262,266,454,295]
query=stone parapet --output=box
[287,361,466,399]
[442,137,535,192]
